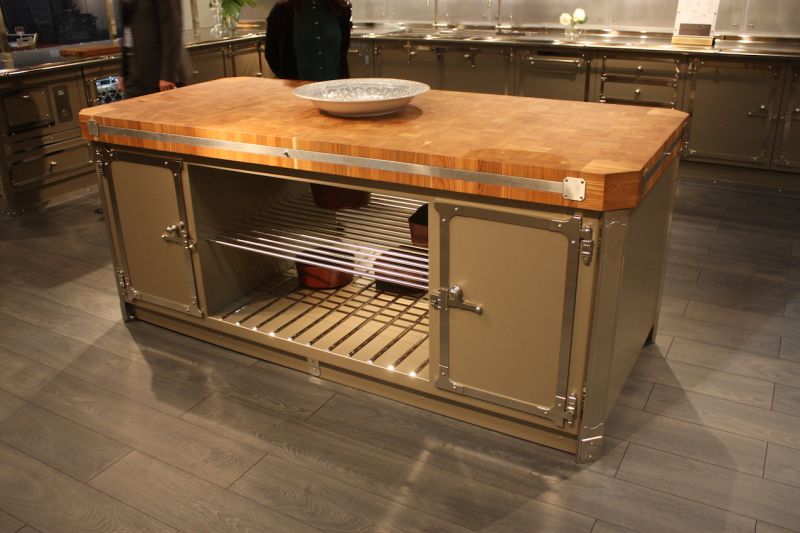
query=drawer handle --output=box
[634,89,641,95]
[48,160,58,169]
[21,94,32,100]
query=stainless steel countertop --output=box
[0,28,264,79]
[2,24,798,79]
[353,25,800,59]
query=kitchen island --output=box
[80,77,687,461]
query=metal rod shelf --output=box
[212,273,430,379]
[210,192,430,290]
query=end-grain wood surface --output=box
[79,77,687,211]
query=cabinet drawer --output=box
[601,56,681,79]
[2,88,54,134]
[9,142,92,189]
[601,79,678,107]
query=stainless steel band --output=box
[87,120,590,201]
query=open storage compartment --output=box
[187,163,434,382]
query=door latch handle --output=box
[431,285,483,315]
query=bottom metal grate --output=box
[211,272,430,379]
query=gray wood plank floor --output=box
[1,178,799,532]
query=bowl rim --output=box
[293,78,431,104]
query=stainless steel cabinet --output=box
[432,202,594,427]
[0,70,91,215]
[595,54,685,108]
[684,58,783,167]
[441,45,511,95]
[516,48,590,101]
[99,150,202,317]
[188,46,229,84]
[348,42,374,79]
[773,64,800,171]
[374,41,443,88]
[230,41,264,77]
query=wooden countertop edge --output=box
[80,115,683,212]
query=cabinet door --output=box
[433,204,591,427]
[517,49,589,101]
[442,46,510,95]
[685,58,782,167]
[231,42,263,77]
[374,42,442,89]
[596,55,684,108]
[102,151,202,317]
[188,47,228,84]
[773,64,800,171]
[348,42,373,79]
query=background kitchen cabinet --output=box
[441,45,511,95]
[348,42,374,79]
[594,53,685,108]
[516,48,590,101]
[773,64,800,171]
[683,58,783,168]
[373,42,443,89]
[230,41,264,77]
[0,70,92,215]
[188,46,229,84]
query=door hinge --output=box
[564,393,578,424]
[579,224,594,266]
[116,269,129,294]
[116,269,139,300]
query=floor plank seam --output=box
[302,391,338,422]
[176,390,217,419]
[84,449,135,485]
[637,393,785,449]
[608,468,761,526]
[1,348,210,421]
[651,349,793,387]
[0,385,138,457]
[612,440,631,479]
[631,373,781,412]
[222,449,269,491]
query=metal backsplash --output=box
[344,0,800,37]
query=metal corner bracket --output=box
[87,119,99,136]
[563,177,586,201]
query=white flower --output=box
[559,12,573,26]
[572,8,587,24]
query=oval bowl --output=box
[293,78,430,118]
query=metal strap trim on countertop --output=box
[88,121,587,201]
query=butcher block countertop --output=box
[80,77,687,211]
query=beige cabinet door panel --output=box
[434,204,588,426]
[104,153,202,317]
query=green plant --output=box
[221,0,257,18]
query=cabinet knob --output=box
[637,65,643,72]
[634,88,641,95]
[21,94,32,100]
[48,160,58,170]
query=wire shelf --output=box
[210,192,429,290]
[212,273,430,379]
